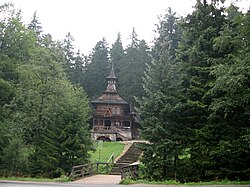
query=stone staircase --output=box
[116,128,131,141]
[109,142,143,175]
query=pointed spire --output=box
[107,63,117,79]
[105,64,117,93]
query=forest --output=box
[0,0,250,182]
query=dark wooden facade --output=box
[90,66,138,141]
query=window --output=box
[111,108,115,115]
[116,107,120,115]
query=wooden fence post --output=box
[121,163,139,180]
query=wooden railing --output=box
[93,125,131,132]
[121,163,139,180]
[69,152,115,180]
[107,152,115,164]
[69,163,97,180]
[93,125,115,131]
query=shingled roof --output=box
[91,66,128,105]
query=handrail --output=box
[121,163,139,180]
[107,152,115,164]
[70,151,118,180]
[69,163,98,180]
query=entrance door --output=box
[104,119,111,129]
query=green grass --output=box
[120,179,179,185]
[0,142,125,181]
[120,179,250,185]
[0,176,70,182]
[89,141,124,163]
[185,180,250,185]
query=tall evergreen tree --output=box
[137,8,185,181]
[152,8,182,61]
[0,5,92,176]
[11,47,92,177]
[71,50,86,86]
[118,28,151,106]
[110,33,125,74]
[177,0,226,132]
[28,11,43,44]
[83,38,110,98]
[63,32,76,78]
[0,5,35,173]
[191,6,250,180]
[176,0,250,181]
[1,13,36,62]
[62,32,85,86]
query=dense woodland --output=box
[0,0,250,182]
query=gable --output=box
[104,108,113,117]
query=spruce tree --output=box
[28,11,43,44]
[195,6,250,180]
[137,8,184,181]
[0,4,92,177]
[83,38,110,98]
[110,33,125,75]
[118,28,151,106]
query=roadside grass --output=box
[120,179,179,185]
[185,180,250,185]
[120,179,250,185]
[89,141,124,163]
[0,176,70,182]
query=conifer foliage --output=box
[137,8,184,181]
[0,4,91,177]
[0,0,249,181]
[138,1,250,182]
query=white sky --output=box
[2,0,249,54]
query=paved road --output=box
[0,181,162,187]
[1,181,250,187]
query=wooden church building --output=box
[90,66,139,141]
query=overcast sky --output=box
[3,0,249,54]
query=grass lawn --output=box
[89,141,124,163]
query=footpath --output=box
[73,140,147,185]
[72,174,121,184]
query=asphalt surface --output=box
[1,181,250,187]
[0,180,160,187]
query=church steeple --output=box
[105,64,117,93]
